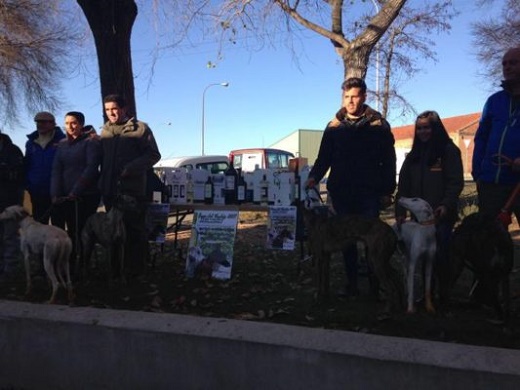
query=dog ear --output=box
[15,206,29,219]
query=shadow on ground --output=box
[1,208,520,350]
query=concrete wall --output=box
[1,300,519,390]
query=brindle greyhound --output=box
[303,189,404,314]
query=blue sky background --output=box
[4,0,504,159]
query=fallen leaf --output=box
[151,295,162,308]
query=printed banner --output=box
[145,203,170,243]
[186,210,239,280]
[266,206,297,250]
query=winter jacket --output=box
[24,127,66,197]
[50,127,101,199]
[0,133,24,210]
[396,141,464,223]
[472,89,520,185]
[98,118,161,199]
[309,105,396,200]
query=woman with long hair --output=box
[395,110,464,302]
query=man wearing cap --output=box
[25,111,66,224]
[0,129,24,280]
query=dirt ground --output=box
[1,208,520,351]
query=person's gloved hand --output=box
[304,177,316,189]
[512,158,520,172]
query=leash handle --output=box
[501,182,520,213]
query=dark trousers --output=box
[331,193,380,289]
[52,194,101,268]
[104,196,148,276]
[478,181,520,221]
[434,219,456,301]
[29,194,64,226]
[0,218,20,275]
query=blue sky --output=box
[5,0,503,160]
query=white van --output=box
[154,155,229,174]
[228,148,295,172]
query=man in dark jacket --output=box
[0,130,24,278]
[24,111,66,224]
[99,94,161,277]
[306,77,396,297]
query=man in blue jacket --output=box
[25,111,66,224]
[306,77,396,297]
[472,47,520,222]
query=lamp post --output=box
[370,0,380,111]
[201,82,229,155]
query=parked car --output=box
[154,155,229,174]
[229,148,295,172]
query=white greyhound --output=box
[394,197,437,314]
[0,205,73,304]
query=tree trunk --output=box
[77,0,137,121]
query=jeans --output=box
[30,194,64,226]
[52,194,101,271]
[435,219,456,301]
[331,193,380,290]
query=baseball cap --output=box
[34,111,55,122]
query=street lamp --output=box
[201,82,229,155]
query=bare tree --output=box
[374,1,457,119]
[77,0,138,120]
[166,0,460,121]
[206,0,408,80]
[0,0,78,126]
[472,0,520,81]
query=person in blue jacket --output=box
[472,47,520,222]
[25,111,66,224]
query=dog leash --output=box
[497,182,520,228]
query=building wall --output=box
[270,129,323,167]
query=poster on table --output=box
[145,203,170,243]
[186,210,239,280]
[266,206,297,250]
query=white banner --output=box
[186,210,239,280]
[266,206,297,250]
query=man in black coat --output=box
[0,130,24,279]
[306,77,396,297]
[99,94,161,277]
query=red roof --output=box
[392,112,481,140]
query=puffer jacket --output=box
[24,127,66,197]
[0,133,24,210]
[309,105,396,199]
[50,126,101,199]
[98,118,161,199]
[395,141,464,223]
[472,89,520,185]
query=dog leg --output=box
[424,252,435,314]
[43,252,60,304]
[120,245,126,285]
[406,256,416,314]
[23,253,32,297]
